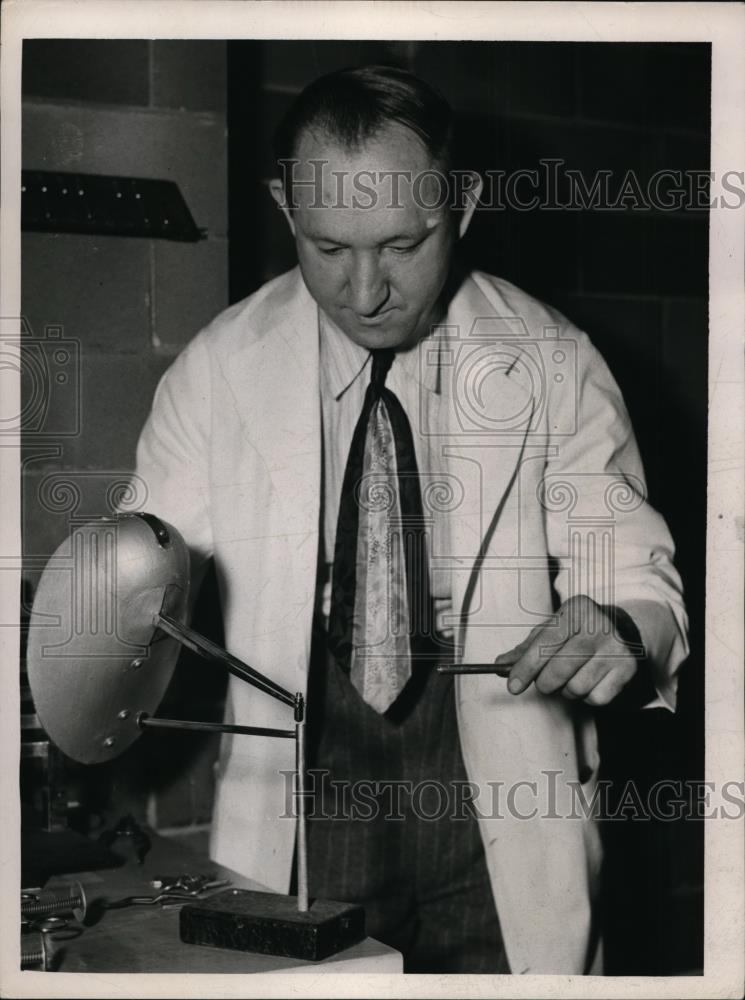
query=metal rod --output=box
[437,663,513,676]
[156,613,295,707]
[295,714,308,913]
[138,714,295,740]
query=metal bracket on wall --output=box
[21,170,206,242]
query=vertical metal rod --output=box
[295,717,308,913]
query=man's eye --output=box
[387,243,419,255]
[319,246,344,256]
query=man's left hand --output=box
[494,595,642,707]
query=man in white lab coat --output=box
[132,66,688,973]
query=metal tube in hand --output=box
[437,663,513,676]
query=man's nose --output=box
[347,255,390,316]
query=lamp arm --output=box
[136,713,296,739]
[155,612,296,708]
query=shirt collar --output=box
[319,307,443,401]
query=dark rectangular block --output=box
[23,39,150,106]
[21,231,150,355]
[180,889,365,962]
[147,732,221,830]
[152,239,228,353]
[259,181,297,282]
[71,352,171,469]
[19,351,170,476]
[22,170,204,242]
[491,118,659,194]
[257,39,402,93]
[152,41,227,112]
[460,205,581,302]
[579,213,709,297]
[660,133,711,174]
[415,41,577,118]
[661,298,708,421]
[577,42,711,131]
[255,89,295,179]
[659,295,708,558]
[23,103,228,239]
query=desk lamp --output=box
[26,512,364,961]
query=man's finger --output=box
[506,619,571,694]
[582,659,638,707]
[492,647,522,667]
[493,619,550,666]
[560,654,613,700]
[507,598,623,696]
[533,654,595,695]
[530,630,609,694]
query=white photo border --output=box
[1,3,742,998]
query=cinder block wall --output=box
[21,40,228,836]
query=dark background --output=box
[21,39,708,974]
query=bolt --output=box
[21,881,87,923]
[130,658,144,670]
[103,737,115,748]
[118,709,130,720]
[20,932,49,971]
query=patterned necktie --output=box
[328,348,432,714]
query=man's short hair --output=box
[274,64,454,171]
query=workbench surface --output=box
[33,830,401,974]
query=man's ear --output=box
[269,179,296,237]
[457,171,483,240]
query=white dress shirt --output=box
[316,307,453,624]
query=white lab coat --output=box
[132,266,688,973]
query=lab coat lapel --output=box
[440,273,535,654]
[225,269,322,648]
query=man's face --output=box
[274,125,460,350]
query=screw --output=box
[21,932,49,971]
[118,709,130,720]
[21,881,87,923]
[130,658,144,670]
[103,737,115,749]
